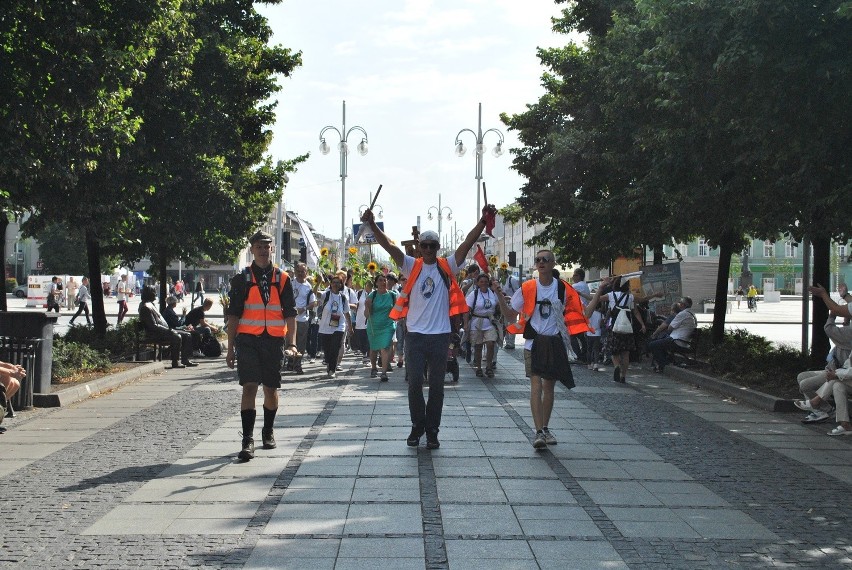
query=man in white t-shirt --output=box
[292,263,316,374]
[648,297,696,373]
[361,206,494,449]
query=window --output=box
[785,241,797,258]
[763,241,774,257]
[698,238,709,257]
[839,244,847,258]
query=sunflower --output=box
[320,247,329,257]
[348,246,357,255]
[489,255,498,265]
[500,262,509,270]
[367,261,378,272]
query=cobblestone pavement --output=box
[1,345,851,569]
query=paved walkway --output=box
[1,347,851,569]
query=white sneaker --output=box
[794,399,816,412]
[327,370,336,379]
[542,428,557,445]
[801,411,830,424]
[827,425,852,436]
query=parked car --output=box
[13,284,27,298]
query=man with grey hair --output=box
[647,296,696,373]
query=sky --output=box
[258,0,576,249]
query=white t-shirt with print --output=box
[293,279,314,323]
[466,287,498,331]
[318,290,348,334]
[401,253,460,334]
[510,279,560,350]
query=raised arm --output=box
[453,206,494,267]
[810,284,852,319]
[361,209,404,267]
[584,277,613,318]
[492,279,519,321]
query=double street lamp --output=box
[319,100,369,265]
[427,193,453,242]
[454,102,505,223]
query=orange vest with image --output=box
[506,279,590,336]
[236,266,290,337]
[389,257,468,320]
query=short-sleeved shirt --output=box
[510,279,560,350]
[292,279,314,323]
[501,276,520,298]
[184,306,206,328]
[400,253,461,334]
[117,280,130,302]
[225,263,297,323]
[572,280,591,306]
[355,290,370,330]
[669,309,696,343]
[606,291,634,327]
[466,287,498,331]
[318,290,348,334]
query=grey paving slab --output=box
[351,476,420,502]
[343,503,423,534]
[437,477,507,504]
[440,504,523,535]
[432,457,496,477]
[264,503,350,535]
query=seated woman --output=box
[138,286,197,369]
[0,360,25,424]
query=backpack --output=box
[201,335,222,357]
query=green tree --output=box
[121,1,305,307]
[35,223,118,276]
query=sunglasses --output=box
[534,256,553,263]
[420,242,440,250]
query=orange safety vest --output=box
[236,265,290,337]
[389,257,468,320]
[506,278,591,336]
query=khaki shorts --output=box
[470,327,498,345]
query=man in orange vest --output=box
[225,230,298,461]
[361,206,494,449]
[494,250,590,449]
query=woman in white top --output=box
[603,277,645,383]
[354,280,373,364]
[317,276,352,379]
[464,274,499,378]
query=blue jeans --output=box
[648,335,676,370]
[405,332,449,434]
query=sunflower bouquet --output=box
[345,249,373,288]
[488,254,499,275]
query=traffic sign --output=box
[352,222,384,244]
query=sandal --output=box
[475,368,484,377]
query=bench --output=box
[670,327,702,367]
[132,321,172,362]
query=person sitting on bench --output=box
[0,360,25,424]
[647,296,696,373]
[138,286,197,369]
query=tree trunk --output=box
[711,240,733,345]
[0,212,8,312]
[85,228,108,336]
[810,235,830,366]
[158,255,169,314]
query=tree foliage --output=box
[505,0,851,352]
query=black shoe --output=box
[406,426,424,447]
[181,360,199,367]
[426,432,440,450]
[238,438,255,460]
[262,430,276,449]
[613,366,620,383]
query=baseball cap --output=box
[419,230,440,243]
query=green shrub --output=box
[59,318,142,361]
[52,338,112,381]
[6,277,17,289]
[702,328,808,398]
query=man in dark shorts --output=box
[225,230,298,461]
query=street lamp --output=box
[319,100,369,265]
[454,102,505,223]
[454,229,465,248]
[427,193,453,240]
[358,204,383,219]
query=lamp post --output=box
[427,193,453,240]
[319,100,369,265]
[454,102,505,223]
[276,173,290,263]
